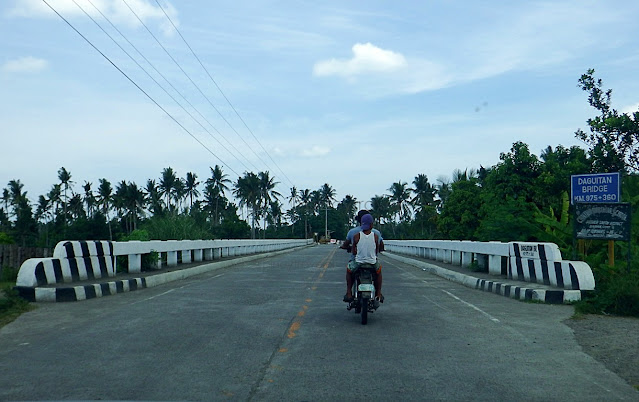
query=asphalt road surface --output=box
[1,245,637,401]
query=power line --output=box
[76,0,257,173]
[153,0,295,188]
[41,0,241,178]
[120,0,272,175]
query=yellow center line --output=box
[286,247,337,339]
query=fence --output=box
[0,244,52,271]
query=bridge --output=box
[1,244,636,400]
[14,238,594,304]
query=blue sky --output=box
[1,0,638,209]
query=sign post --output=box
[571,172,624,268]
[574,202,631,271]
[571,172,620,204]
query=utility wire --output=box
[153,0,295,188]
[41,0,240,178]
[77,0,257,173]
[121,0,271,175]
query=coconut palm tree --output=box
[287,186,299,233]
[1,188,9,216]
[411,174,438,213]
[96,178,113,240]
[159,167,177,211]
[82,181,95,218]
[233,172,260,238]
[145,179,163,216]
[299,188,312,239]
[206,165,231,225]
[258,171,281,236]
[370,195,392,225]
[184,172,200,210]
[57,167,73,233]
[7,179,25,221]
[388,181,412,222]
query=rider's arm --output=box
[352,233,360,256]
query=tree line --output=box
[1,69,639,315]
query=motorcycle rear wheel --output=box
[360,296,369,325]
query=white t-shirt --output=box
[355,231,377,264]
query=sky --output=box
[1,0,639,211]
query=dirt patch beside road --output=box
[565,314,639,390]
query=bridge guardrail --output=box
[384,240,594,291]
[15,238,313,302]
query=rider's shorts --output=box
[347,260,382,274]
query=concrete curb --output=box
[15,244,313,303]
[383,252,587,304]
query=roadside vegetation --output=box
[1,69,638,318]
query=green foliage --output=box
[438,178,481,240]
[0,232,14,245]
[575,68,638,172]
[138,215,213,241]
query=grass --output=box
[0,267,36,329]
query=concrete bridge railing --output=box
[384,240,595,291]
[16,238,313,289]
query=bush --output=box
[575,267,639,317]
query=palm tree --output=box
[82,181,95,218]
[436,176,451,212]
[145,179,163,216]
[338,195,357,226]
[370,195,392,225]
[173,178,186,213]
[206,165,231,225]
[35,195,51,246]
[299,189,312,239]
[233,172,260,238]
[184,172,200,210]
[47,184,62,224]
[57,167,73,233]
[68,193,85,220]
[159,167,177,211]
[388,181,412,222]
[7,179,25,221]
[1,188,9,216]
[411,174,438,213]
[319,183,336,239]
[96,178,113,240]
[258,171,281,236]
[287,186,299,233]
[114,181,145,233]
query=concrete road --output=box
[0,245,637,401]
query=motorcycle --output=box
[346,263,380,325]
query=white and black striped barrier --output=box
[14,239,313,302]
[383,240,595,303]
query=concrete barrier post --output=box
[167,251,178,266]
[129,254,142,273]
[182,250,192,264]
[461,252,473,267]
[488,255,501,275]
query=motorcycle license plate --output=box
[358,284,375,292]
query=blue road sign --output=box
[571,172,620,204]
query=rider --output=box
[342,212,384,303]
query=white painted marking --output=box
[441,289,500,323]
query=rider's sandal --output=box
[376,295,384,303]
[343,294,354,303]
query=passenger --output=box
[342,212,384,303]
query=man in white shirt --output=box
[344,213,384,303]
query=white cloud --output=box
[8,0,179,36]
[301,145,331,158]
[313,42,406,77]
[1,56,48,73]
[621,103,639,115]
